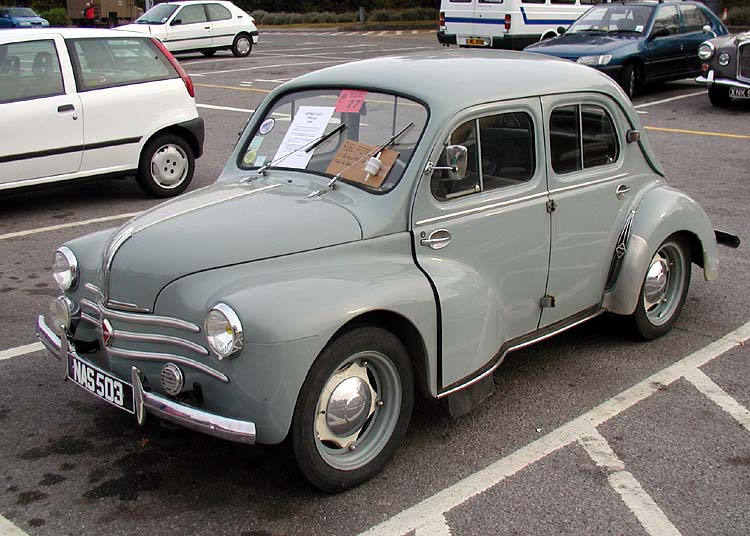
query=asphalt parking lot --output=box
[0,30,748,536]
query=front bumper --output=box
[36,314,256,445]
[696,70,750,90]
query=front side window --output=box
[652,5,680,36]
[432,111,535,201]
[176,5,208,24]
[0,39,63,103]
[238,89,428,193]
[206,3,232,21]
[68,37,176,91]
[550,104,619,175]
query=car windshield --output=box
[568,5,654,35]
[9,8,39,17]
[136,4,179,24]
[238,88,429,193]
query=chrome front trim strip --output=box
[108,347,228,383]
[80,297,200,333]
[107,300,151,314]
[114,329,209,356]
[696,73,750,90]
[437,308,605,399]
[738,42,750,84]
[100,225,134,304]
[81,312,98,326]
[415,173,628,227]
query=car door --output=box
[164,3,212,52]
[643,4,684,82]
[539,93,635,327]
[678,4,714,75]
[444,0,477,45]
[0,36,83,187]
[412,99,550,391]
[206,2,236,49]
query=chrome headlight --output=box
[49,296,74,335]
[52,247,78,291]
[204,303,244,359]
[718,52,730,66]
[577,55,613,66]
[698,42,715,61]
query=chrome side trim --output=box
[100,225,133,304]
[107,300,151,314]
[415,191,548,226]
[84,282,101,297]
[114,329,209,356]
[132,366,256,444]
[437,308,605,399]
[548,173,628,196]
[108,347,228,383]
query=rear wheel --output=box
[231,34,252,57]
[201,49,216,57]
[291,326,414,493]
[618,63,639,99]
[631,235,691,340]
[135,134,194,198]
[708,85,731,107]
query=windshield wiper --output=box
[245,123,347,181]
[307,122,414,198]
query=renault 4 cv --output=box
[37,50,739,492]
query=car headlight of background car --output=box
[718,52,731,66]
[52,247,79,291]
[204,303,244,359]
[698,42,715,61]
[577,55,613,66]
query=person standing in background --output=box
[83,2,95,27]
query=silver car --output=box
[37,50,739,492]
[696,30,750,107]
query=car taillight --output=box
[151,37,195,98]
[505,14,511,31]
[439,11,445,27]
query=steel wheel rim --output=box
[627,69,636,97]
[643,242,686,326]
[235,37,251,55]
[314,350,401,471]
[149,143,189,189]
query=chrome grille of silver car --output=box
[739,42,750,83]
[78,284,226,382]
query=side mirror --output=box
[649,28,670,40]
[439,145,469,181]
[557,26,567,35]
[702,24,717,38]
[171,18,182,26]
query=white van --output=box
[438,0,597,50]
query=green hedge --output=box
[39,7,69,27]
[726,6,750,25]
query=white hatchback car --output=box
[119,1,259,57]
[0,28,204,197]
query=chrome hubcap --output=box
[642,242,686,326]
[150,144,188,189]
[644,256,669,307]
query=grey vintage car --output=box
[37,50,739,492]
[696,30,750,106]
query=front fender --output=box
[603,186,718,315]
[154,233,437,443]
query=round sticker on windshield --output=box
[259,118,275,135]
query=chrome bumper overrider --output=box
[36,315,256,445]
[696,71,750,90]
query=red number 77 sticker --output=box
[335,90,368,113]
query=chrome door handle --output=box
[616,184,631,200]
[420,229,451,250]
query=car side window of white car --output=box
[206,3,232,21]
[0,39,64,104]
[175,4,208,25]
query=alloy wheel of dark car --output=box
[619,63,638,99]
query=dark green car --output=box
[524,1,727,98]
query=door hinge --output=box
[540,295,556,308]
[546,199,557,213]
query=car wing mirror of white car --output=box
[171,19,182,26]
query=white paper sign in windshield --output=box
[272,106,336,169]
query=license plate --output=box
[68,355,134,414]
[729,87,749,99]
[466,38,488,46]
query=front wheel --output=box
[135,134,195,198]
[618,63,639,99]
[291,326,414,493]
[631,235,691,340]
[708,85,731,107]
[231,34,252,57]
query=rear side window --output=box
[176,4,208,24]
[550,104,619,174]
[0,39,64,104]
[679,5,709,33]
[432,111,535,201]
[67,37,176,91]
[207,3,232,21]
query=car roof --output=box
[0,27,153,42]
[151,1,233,5]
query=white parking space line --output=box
[579,429,682,536]
[0,342,43,361]
[0,213,139,242]
[684,368,750,433]
[359,321,750,536]
[190,59,343,76]
[415,515,452,536]
[634,91,705,109]
[197,103,254,114]
[0,514,30,536]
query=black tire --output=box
[291,326,414,493]
[708,85,731,107]
[618,63,639,99]
[231,34,252,57]
[135,134,195,198]
[631,235,691,340]
[201,49,216,57]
